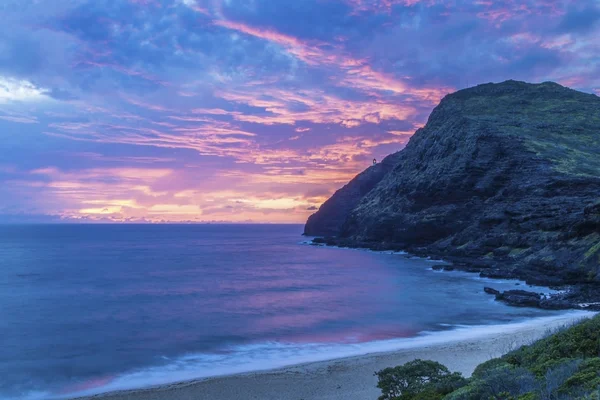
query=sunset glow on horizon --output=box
[1,0,599,223]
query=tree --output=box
[375,359,467,400]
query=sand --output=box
[72,311,594,400]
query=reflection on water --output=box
[0,224,567,399]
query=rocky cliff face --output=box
[306,80,600,292]
[304,151,402,236]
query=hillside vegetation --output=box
[376,315,600,400]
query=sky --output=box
[0,0,599,223]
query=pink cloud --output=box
[0,115,39,124]
[216,87,418,126]
[475,0,570,25]
[214,18,452,102]
[214,20,326,66]
[345,0,435,14]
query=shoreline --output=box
[307,238,600,311]
[69,311,595,400]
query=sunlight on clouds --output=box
[233,197,307,210]
[213,19,449,103]
[82,199,141,208]
[217,88,416,127]
[148,204,203,215]
[7,165,324,223]
[0,77,50,103]
[79,206,126,215]
[2,0,598,223]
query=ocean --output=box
[0,224,570,399]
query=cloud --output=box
[0,114,39,124]
[556,5,600,34]
[0,76,51,103]
[0,0,599,223]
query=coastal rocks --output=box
[304,80,600,306]
[483,287,542,307]
[310,237,328,245]
[483,285,600,310]
[539,297,572,310]
[432,264,454,271]
[484,287,500,295]
[495,290,543,307]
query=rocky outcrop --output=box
[495,290,544,308]
[304,152,402,236]
[484,287,501,296]
[305,80,600,304]
[484,288,580,310]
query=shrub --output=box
[559,358,600,393]
[539,359,582,400]
[376,316,600,400]
[476,365,538,399]
[375,359,467,400]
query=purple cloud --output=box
[0,0,598,222]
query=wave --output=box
[20,310,594,400]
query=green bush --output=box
[475,365,538,398]
[504,317,600,377]
[376,316,600,400]
[560,358,600,393]
[375,359,467,400]
[517,393,539,400]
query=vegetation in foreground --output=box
[376,315,600,400]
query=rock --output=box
[480,269,516,280]
[304,80,600,297]
[496,290,542,307]
[303,151,402,236]
[539,298,572,310]
[484,287,500,295]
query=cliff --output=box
[305,80,600,299]
[304,151,402,236]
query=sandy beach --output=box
[71,311,594,400]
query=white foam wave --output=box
[38,310,595,400]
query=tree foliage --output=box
[375,359,467,400]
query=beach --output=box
[72,311,593,400]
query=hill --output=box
[305,81,600,306]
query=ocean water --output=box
[0,224,574,399]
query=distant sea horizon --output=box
[0,221,307,225]
[0,224,572,399]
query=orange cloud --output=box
[11,164,337,223]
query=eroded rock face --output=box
[303,152,402,236]
[306,80,600,287]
